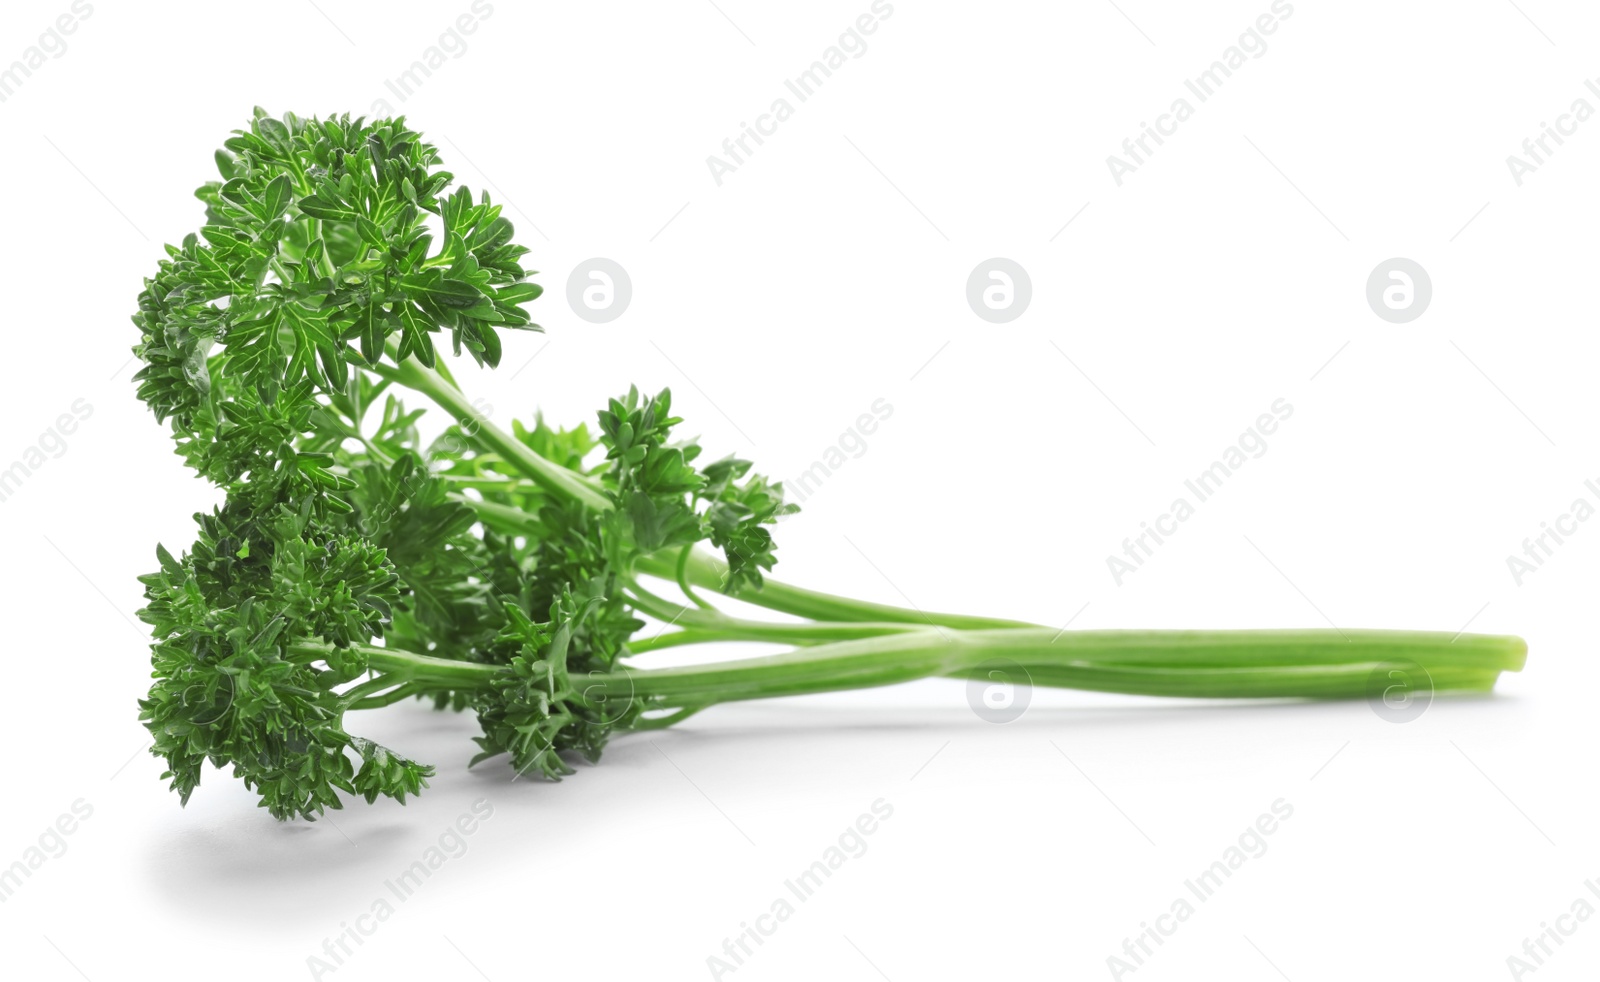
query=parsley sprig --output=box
[131,111,1527,820]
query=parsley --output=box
[131,110,1528,820]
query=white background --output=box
[0,1,1596,979]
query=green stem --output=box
[621,579,926,647]
[624,630,722,654]
[340,673,399,705]
[581,628,1527,707]
[370,356,1518,708]
[676,545,716,612]
[634,548,1039,631]
[631,619,927,650]
[438,474,522,492]
[291,626,1524,721]
[630,705,707,730]
[459,492,1038,633]
[289,641,498,686]
[371,355,611,512]
[944,663,1505,699]
[622,620,926,653]
[459,494,541,534]
[348,681,429,710]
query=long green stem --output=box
[290,641,498,686]
[633,548,1039,631]
[578,628,1526,706]
[371,355,611,512]
[620,578,924,648]
[384,356,1032,644]
[358,354,1525,719]
[460,490,1037,632]
[348,681,429,710]
[945,663,1504,699]
[624,630,724,654]
[309,628,1524,717]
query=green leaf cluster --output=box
[130,111,797,819]
[127,111,1509,825]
